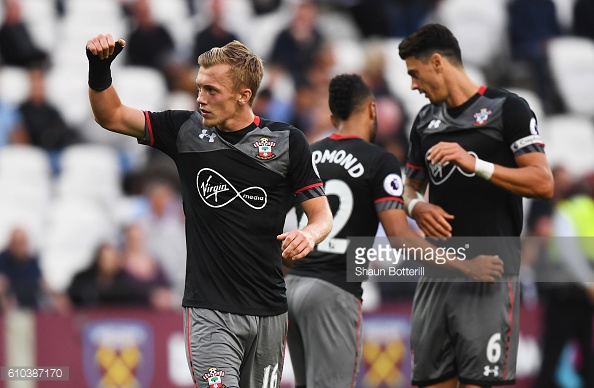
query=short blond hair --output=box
[198,40,264,105]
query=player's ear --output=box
[368,99,377,120]
[238,88,252,106]
[330,114,338,129]
[431,53,444,73]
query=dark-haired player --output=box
[285,73,504,388]
[85,34,333,388]
[398,24,554,388]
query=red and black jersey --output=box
[139,111,324,316]
[405,86,546,275]
[289,134,404,299]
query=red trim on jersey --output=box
[406,162,426,170]
[374,196,404,203]
[478,85,487,95]
[254,115,261,126]
[186,308,198,387]
[329,133,361,140]
[351,299,363,388]
[294,182,323,194]
[144,111,155,147]
[504,279,514,380]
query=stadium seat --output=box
[55,144,123,220]
[45,66,92,130]
[547,36,594,118]
[0,201,44,254]
[39,197,116,292]
[20,0,58,52]
[551,0,577,32]
[0,66,29,105]
[433,0,508,72]
[0,145,53,213]
[539,114,594,177]
[148,0,195,50]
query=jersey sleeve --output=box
[502,94,546,157]
[138,110,192,157]
[288,128,325,203]
[373,151,405,213]
[405,115,427,181]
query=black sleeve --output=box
[502,94,546,156]
[287,127,325,203]
[138,110,193,158]
[405,115,428,181]
[373,151,405,213]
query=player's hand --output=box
[277,229,315,261]
[86,34,126,60]
[411,201,454,239]
[462,255,504,282]
[427,142,476,173]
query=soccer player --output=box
[398,24,554,387]
[285,73,505,388]
[85,34,333,388]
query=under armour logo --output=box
[199,129,217,142]
[428,119,441,129]
[483,365,499,377]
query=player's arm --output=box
[404,176,454,238]
[378,209,504,281]
[426,143,553,199]
[87,34,145,139]
[277,196,332,261]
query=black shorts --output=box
[410,277,520,386]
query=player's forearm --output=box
[487,164,553,199]
[302,210,333,245]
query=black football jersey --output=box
[139,112,324,315]
[405,86,546,275]
[289,134,404,298]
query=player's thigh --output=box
[286,275,307,385]
[184,307,252,388]
[451,278,520,386]
[410,279,456,386]
[241,312,288,388]
[288,276,362,388]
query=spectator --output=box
[121,223,174,311]
[0,227,55,311]
[573,0,594,41]
[532,170,594,388]
[268,0,325,87]
[0,0,49,68]
[136,179,185,305]
[507,0,563,113]
[191,0,238,64]
[360,43,409,162]
[67,242,152,308]
[124,0,176,89]
[18,66,82,172]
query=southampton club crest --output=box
[202,367,227,388]
[253,137,276,160]
[473,108,492,126]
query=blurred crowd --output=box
[0,0,593,315]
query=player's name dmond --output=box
[354,266,424,277]
[312,149,364,178]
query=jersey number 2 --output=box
[299,179,354,254]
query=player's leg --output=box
[184,307,249,388]
[452,278,521,387]
[288,275,362,388]
[241,312,288,388]
[286,275,307,387]
[410,279,457,386]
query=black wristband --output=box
[87,41,124,91]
